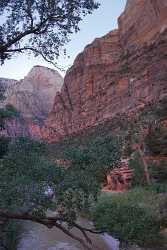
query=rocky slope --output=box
[43,0,167,142]
[0,66,63,138]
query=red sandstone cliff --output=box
[119,0,167,48]
[42,0,167,142]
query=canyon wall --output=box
[119,0,167,48]
[43,0,167,142]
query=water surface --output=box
[18,218,113,250]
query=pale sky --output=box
[0,0,126,80]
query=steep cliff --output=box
[43,0,167,142]
[119,0,167,48]
[0,66,63,138]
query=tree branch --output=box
[0,209,105,250]
[0,209,57,228]
[0,10,68,53]
[55,222,92,250]
[6,46,65,72]
[0,18,50,52]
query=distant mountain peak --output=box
[0,66,63,139]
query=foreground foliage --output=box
[0,135,120,249]
[64,135,121,183]
[128,152,145,186]
[0,0,99,67]
[0,221,21,250]
[92,188,167,248]
[150,160,167,183]
[145,125,167,156]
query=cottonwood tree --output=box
[0,0,99,68]
[0,135,121,249]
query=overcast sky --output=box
[0,0,126,80]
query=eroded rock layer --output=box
[43,0,167,142]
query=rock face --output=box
[103,160,134,192]
[43,0,167,142]
[119,0,167,48]
[0,66,63,138]
[6,66,63,123]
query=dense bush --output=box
[150,160,167,183]
[128,153,145,186]
[0,136,10,158]
[145,125,167,156]
[155,96,167,119]
[145,182,167,194]
[0,104,20,129]
[64,135,121,183]
[0,137,65,214]
[0,221,21,250]
[92,192,163,247]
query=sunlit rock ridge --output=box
[0,66,63,138]
[42,0,167,142]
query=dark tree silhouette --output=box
[0,0,99,68]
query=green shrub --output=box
[155,96,167,119]
[150,160,167,183]
[145,183,167,194]
[145,125,167,156]
[0,136,10,158]
[0,104,20,129]
[128,153,145,186]
[1,221,21,250]
[92,193,163,247]
[64,135,121,184]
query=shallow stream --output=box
[17,218,119,250]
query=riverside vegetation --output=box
[1,101,167,249]
[49,125,167,250]
[0,134,120,250]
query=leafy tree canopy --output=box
[0,0,99,67]
[64,135,121,183]
[0,104,20,129]
[0,136,114,249]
